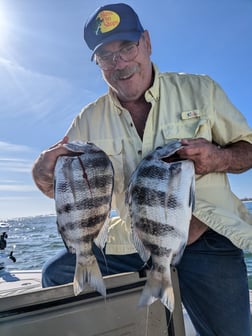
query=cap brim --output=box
[91,31,143,61]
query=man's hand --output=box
[32,136,71,198]
[177,138,252,175]
[177,138,224,175]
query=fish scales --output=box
[130,185,178,208]
[54,141,114,296]
[135,217,180,237]
[126,140,195,312]
[57,174,113,194]
[61,213,109,231]
[57,195,112,214]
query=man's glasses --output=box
[95,41,140,71]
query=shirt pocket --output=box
[162,109,212,141]
[93,139,125,194]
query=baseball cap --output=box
[84,3,144,59]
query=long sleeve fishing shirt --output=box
[66,65,252,254]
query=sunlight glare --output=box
[0,4,9,48]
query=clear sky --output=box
[0,0,251,220]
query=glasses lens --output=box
[96,42,139,70]
[96,54,113,70]
[120,44,138,61]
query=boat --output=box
[0,232,251,335]
[0,267,198,336]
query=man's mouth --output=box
[113,65,139,81]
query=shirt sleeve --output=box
[65,107,89,141]
[211,78,252,145]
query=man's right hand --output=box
[32,136,70,198]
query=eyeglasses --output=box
[95,41,140,71]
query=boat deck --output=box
[0,270,251,335]
[0,270,41,297]
[0,269,197,335]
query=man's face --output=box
[96,31,153,103]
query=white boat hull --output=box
[0,270,192,336]
[1,269,251,335]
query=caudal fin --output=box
[138,270,174,312]
[73,256,106,297]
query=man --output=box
[32,3,252,335]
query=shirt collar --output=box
[108,63,160,114]
[145,64,160,103]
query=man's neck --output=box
[121,96,151,140]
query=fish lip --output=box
[161,156,187,163]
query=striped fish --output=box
[126,140,195,312]
[54,141,114,296]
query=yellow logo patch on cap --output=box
[96,10,120,34]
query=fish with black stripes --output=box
[54,141,114,296]
[125,140,195,312]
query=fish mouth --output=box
[162,153,181,163]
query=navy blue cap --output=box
[84,3,144,59]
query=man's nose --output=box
[112,52,128,69]
[112,51,122,64]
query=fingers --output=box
[178,138,211,156]
[49,136,69,150]
[178,138,222,174]
[46,137,72,158]
[180,138,209,147]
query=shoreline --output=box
[0,200,251,222]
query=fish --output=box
[125,140,195,312]
[54,141,114,296]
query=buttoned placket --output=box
[119,107,143,159]
[141,90,160,157]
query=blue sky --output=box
[0,0,251,220]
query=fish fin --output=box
[57,223,75,252]
[189,176,195,212]
[171,243,186,265]
[94,216,110,250]
[73,255,106,297]
[125,180,133,206]
[131,228,151,262]
[125,180,151,262]
[138,270,175,312]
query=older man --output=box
[32,3,252,335]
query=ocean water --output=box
[0,214,64,271]
[1,202,252,287]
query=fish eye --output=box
[169,162,182,175]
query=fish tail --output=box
[138,271,174,312]
[73,256,106,297]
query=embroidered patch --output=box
[181,110,200,120]
[95,10,120,35]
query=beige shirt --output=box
[67,65,252,254]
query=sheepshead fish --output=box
[54,141,114,296]
[125,140,195,312]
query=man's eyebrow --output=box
[97,41,134,55]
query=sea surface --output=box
[1,202,252,287]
